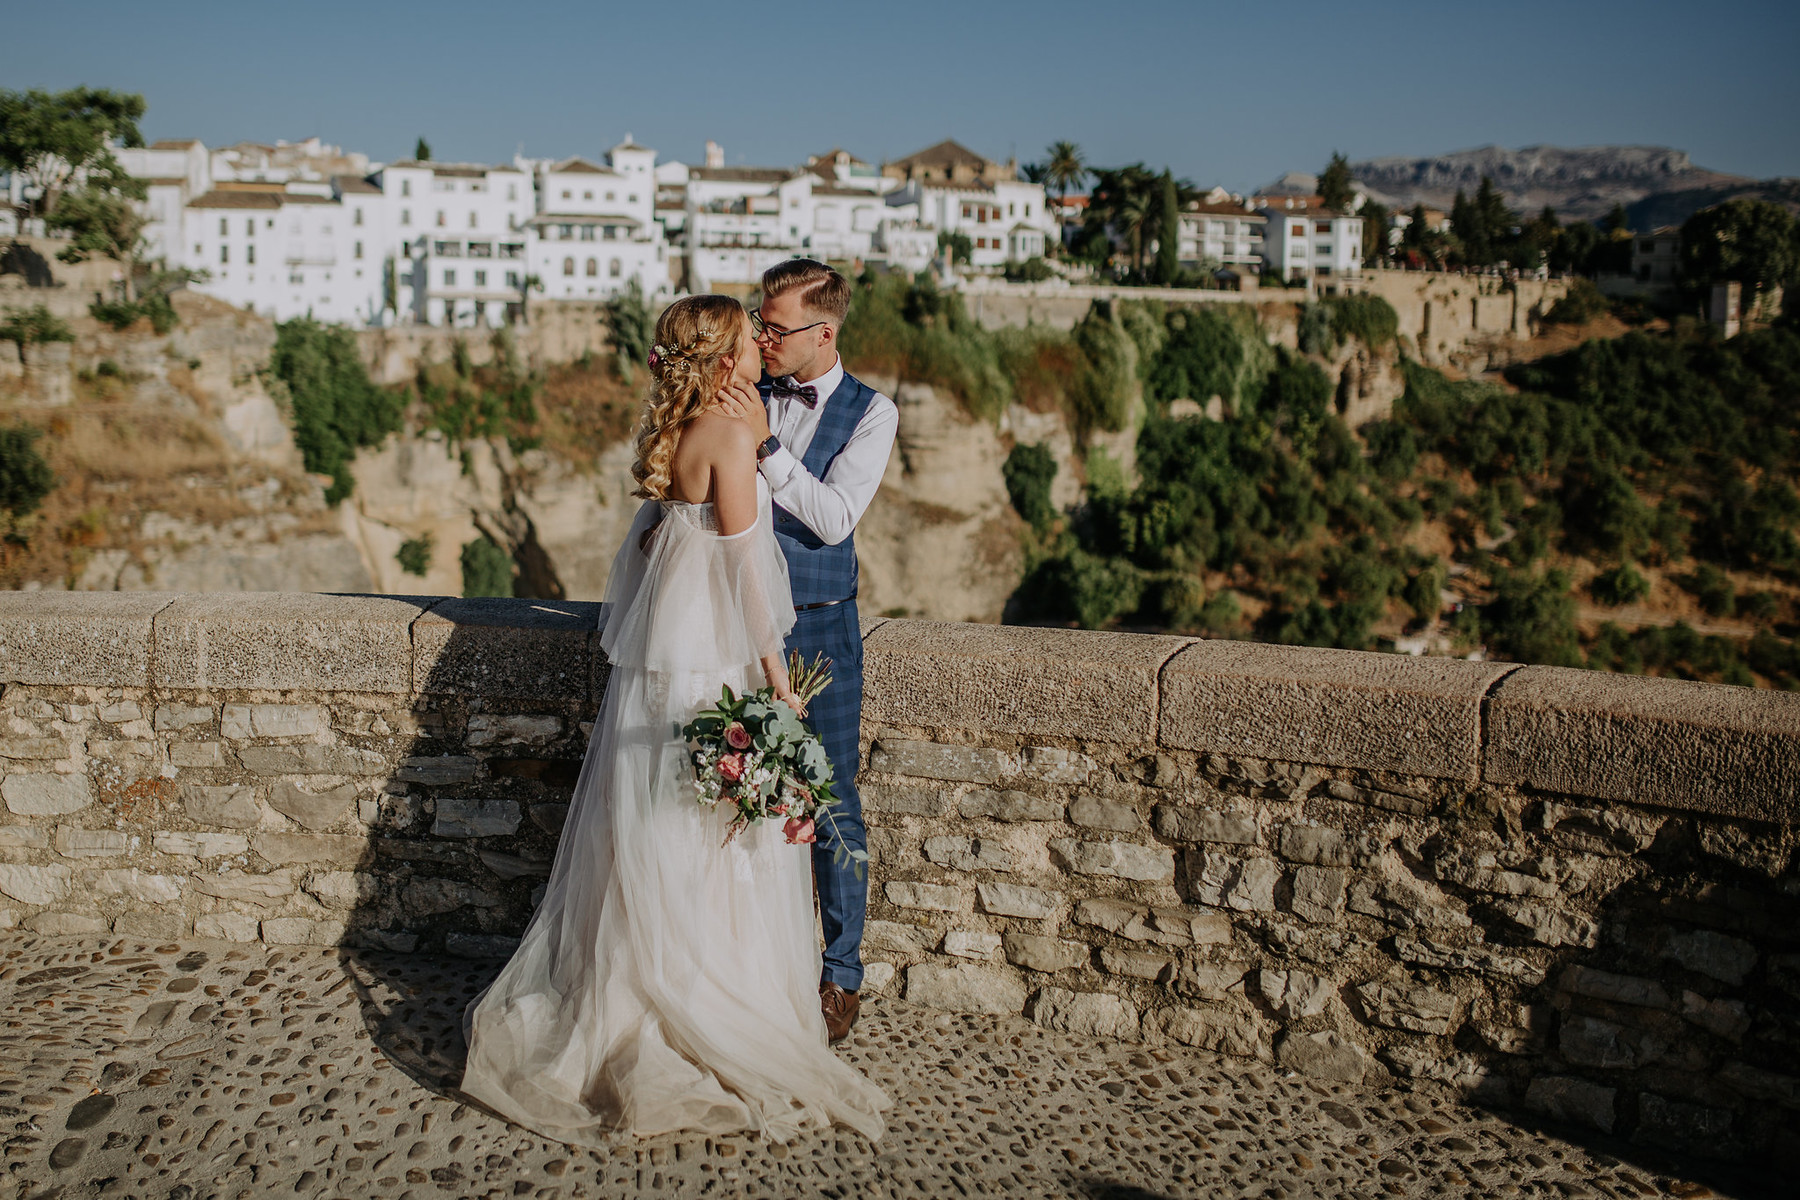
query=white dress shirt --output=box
[758,355,899,546]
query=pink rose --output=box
[717,754,745,782]
[725,722,751,750]
[770,802,789,818]
[783,816,817,845]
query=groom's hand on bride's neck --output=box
[716,380,772,442]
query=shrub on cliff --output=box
[268,318,405,505]
[460,536,514,598]
[0,425,55,523]
[1002,443,1057,532]
[0,304,73,349]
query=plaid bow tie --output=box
[769,379,819,408]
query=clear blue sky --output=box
[10,0,1798,191]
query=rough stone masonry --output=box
[0,592,1795,1168]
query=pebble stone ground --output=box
[0,933,1774,1200]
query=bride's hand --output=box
[716,381,772,441]
[774,687,807,719]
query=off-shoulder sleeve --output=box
[599,501,794,678]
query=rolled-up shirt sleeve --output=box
[761,395,898,546]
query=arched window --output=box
[585,257,598,276]
[562,256,575,276]
[609,258,622,278]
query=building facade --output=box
[1257,207,1364,284]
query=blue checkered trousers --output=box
[764,372,878,993]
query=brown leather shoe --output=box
[819,982,860,1044]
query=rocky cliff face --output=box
[1344,144,1751,222]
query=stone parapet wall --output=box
[0,594,1795,1161]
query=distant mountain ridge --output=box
[1265,144,1788,226]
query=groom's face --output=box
[755,290,834,382]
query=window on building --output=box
[563,257,575,276]
[561,189,572,200]
[585,258,598,276]
[354,241,363,260]
[605,191,615,202]
[580,225,596,241]
[1316,221,1331,235]
[628,194,638,204]
[218,217,228,236]
[1008,203,1015,217]
[962,204,971,219]
[290,271,302,284]
[246,245,255,265]
[444,269,456,286]
[468,212,478,229]
[468,242,492,257]
[436,211,446,228]
[583,190,593,201]
[401,208,411,226]
[474,269,487,287]
[193,243,201,256]
[506,270,520,288]
[353,207,363,227]
[558,224,573,240]
[220,244,228,263]
[243,218,253,236]
[603,225,617,240]
[401,180,411,197]
[508,183,517,201]
[1291,223,1305,238]
[609,258,621,278]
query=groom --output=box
[722,259,897,1044]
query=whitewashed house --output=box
[874,140,1056,269]
[180,183,385,325]
[377,160,533,326]
[1258,206,1363,285]
[526,141,669,303]
[1177,202,1266,271]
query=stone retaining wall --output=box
[0,593,1795,1162]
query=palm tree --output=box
[1045,141,1088,212]
[1119,188,1154,272]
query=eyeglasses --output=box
[750,308,826,347]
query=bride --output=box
[460,294,891,1145]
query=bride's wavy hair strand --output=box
[630,294,747,500]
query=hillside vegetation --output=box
[840,271,1800,689]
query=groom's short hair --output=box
[761,259,851,326]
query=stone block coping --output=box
[0,592,1794,825]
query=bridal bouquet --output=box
[681,652,868,874]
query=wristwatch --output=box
[756,434,781,462]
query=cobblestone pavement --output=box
[0,934,1774,1200]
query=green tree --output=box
[1318,151,1355,212]
[1068,301,1138,435]
[1481,567,1583,666]
[1359,199,1390,265]
[267,318,406,504]
[1590,562,1649,606]
[460,536,514,597]
[1002,442,1058,532]
[44,158,148,296]
[1153,170,1181,285]
[415,137,432,162]
[0,304,74,349]
[602,278,653,381]
[0,425,55,521]
[1679,198,1799,301]
[396,534,434,577]
[936,229,972,265]
[0,87,145,222]
[1044,141,1087,210]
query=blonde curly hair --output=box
[629,294,748,500]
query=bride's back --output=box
[668,410,757,508]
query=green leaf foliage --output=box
[268,318,406,504]
[1002,442,1058,532]
[459,536,514,598]
[0,425,55,519]
[0,304,74,348]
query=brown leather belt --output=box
[795,594,855,613]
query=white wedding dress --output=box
[461,478,890,1145]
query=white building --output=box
[526,143,670,302]
[1177,202,1266,270]
[180,182,385,325]
[882,177,1055,268]
[377,160,533,326]
[1258,207,1364,285]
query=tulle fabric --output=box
[461,482,890,1146]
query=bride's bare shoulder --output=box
[683,411,758,456]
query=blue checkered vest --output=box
[765,371,878,606]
